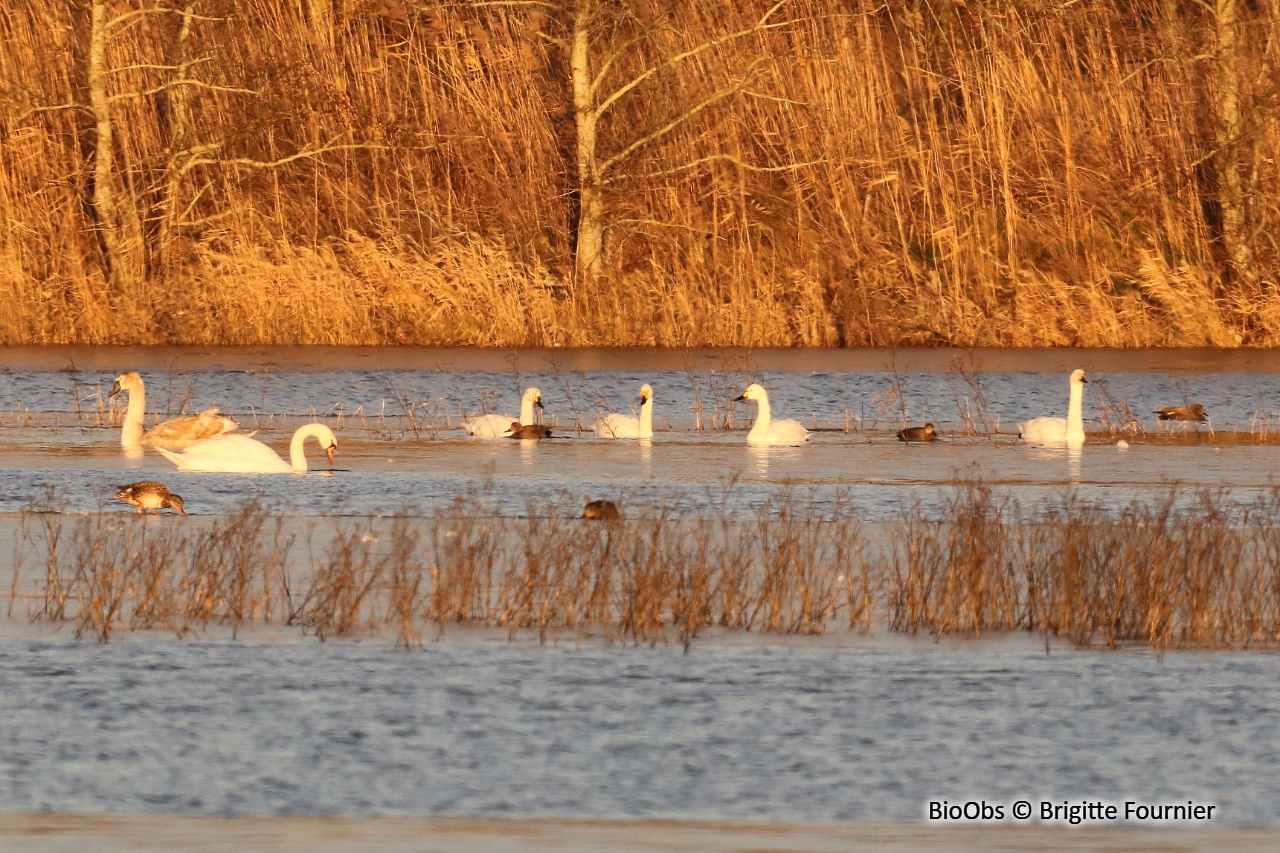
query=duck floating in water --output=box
[897,423,938,442]
[1154,403,1207,422]
[464,388,544,438]
[583,499,622,520]
[113,481,185,515]
[506,421,552,440]
[110,371,238,450]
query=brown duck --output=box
[506,421,552,440]
[897,423,939,442]
[1154,403,1207,422]
[583,499,622,521]
[113,481,186,515]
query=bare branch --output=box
[624,153,841,183]
[104,5,174,31]
[457,0,558,7]
[181,141,388,175]
[590,32,654,97]
[599,60,768,179]
[110,79,260,102]
[13,103,91,124]
[594,0,790,120]
[105,56,212,76]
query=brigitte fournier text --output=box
[928,799,1217,824]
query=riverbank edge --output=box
[5,345,1280,374]
[0,812,1273,853]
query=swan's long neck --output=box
[1067,379,1085,439]
[749,391,772,439]
[121,384,145,447]
[639,396,653,438]
[520,395,535,425]
[289,424,327,472]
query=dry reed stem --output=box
[15,479,1280,651]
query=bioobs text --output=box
[928,801,1004,821]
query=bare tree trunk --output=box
[153,1,196,277]
[1211,0,1258,291]
[88,0,126,294]
[571,0,605,289]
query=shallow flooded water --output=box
[1,357,1279,519]
[2,348,1280,828]
[1,633,1278,825]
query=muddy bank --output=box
[0,814,1272,853]
[5,345,1280,374]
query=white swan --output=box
[595,383,654,438]
[463,387,543,438]
[1019,369,1087,446]
[157,423,337,473]
[110,371,239,450]
[734,383,809,446]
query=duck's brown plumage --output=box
[506,421,552,440]
[583,499,621,521]
[1154,403,1207,422]
[897,423,938,442]
[113,481,185,515]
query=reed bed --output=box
[889,482,1280,650]
[2,1,1278,346]
[13,482,1280,651]
[9,488,872,649]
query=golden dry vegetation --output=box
[2,0,1278,346]
[16,483,1280,651]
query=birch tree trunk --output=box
[570,0,605,289]
[1210,0,1258,291]
[87,0,127,294]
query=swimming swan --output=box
[157,423,337,473]
[110,371,239,449]
[1019,369,1087,446]
[464,387,543,438]
[595,384,653,438]
[734,383,809,446]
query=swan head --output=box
[734,383,766,403]
[523,387,544,410]
[639,383,652,404]
[320,428,338,465]
[110,371,143,398]
[1070,369,1087,385]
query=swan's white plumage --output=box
[464,388,543,438]
[157,423,337,473]
[595,384,654,438]
[110,371,238,449]
[736,383,809,446]
[1019,369,1087,446]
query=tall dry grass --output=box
[14,481,1280,650]
[2,0,1277,346]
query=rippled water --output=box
[0,364,1276,519]
[2,353,1279,827]
[0,635,1277,824]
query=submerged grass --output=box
[12,481,1280,651]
